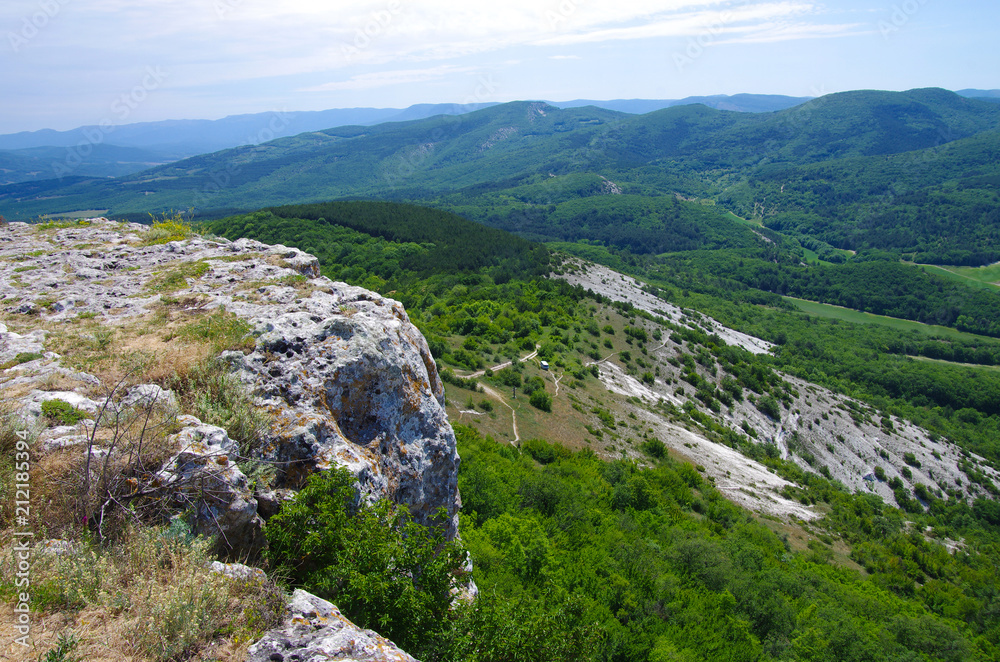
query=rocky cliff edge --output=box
[0,218,462,549]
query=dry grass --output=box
[0,524,286,662]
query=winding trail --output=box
[460,345,540,379]
[452,345,542,444]
[478,382,520,444]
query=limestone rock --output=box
[209,560,266,582]
[0,218,465,552]
[157,419,264,555]
[248,288,460,539]
[246,589,417,662]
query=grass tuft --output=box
[0,523,285,661]
[141,213,196,246]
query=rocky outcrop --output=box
[246,589,417,662]
[224,286,460,538]
[156,416,265,554]
[0,218,463,543]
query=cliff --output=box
[0,218,462,660]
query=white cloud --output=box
[718,21,871,44]
[301,65,478,92]
[533,2,849,47]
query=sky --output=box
[1,0,997,134]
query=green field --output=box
[918,262,1000,290]
[41,209,110,219]
[909,355,1000,372]
[784,296,988,341]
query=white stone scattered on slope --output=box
[557,260,773,355]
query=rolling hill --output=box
[2,88,999,266]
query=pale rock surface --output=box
[1,217,463,543]
[246,589,417,662]
[558,257,1000,515]
[156,417,264,554]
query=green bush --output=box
[41,399,89,426]
[756,395,781,420]
[529,389,552,412]
[642,438,667,459]
[264,468,466,658]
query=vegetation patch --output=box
[0,522,285,661]
[0,351,44,370]
[141,215,196,245]
[41,399,90,426]
[146,260,211,293]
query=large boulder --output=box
[239,285,461,539]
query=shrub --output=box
[522,438,570,464]
[142,214,195,245]
[521,376,545,396]
[41,399,89,426]
[529,389,553,412]
[756,395,781,420]
[2,522,284,661]
[641,438,667,459]
[903,452,921,468]
[264,468,466,658]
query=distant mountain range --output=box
[2,90,995,187]
[3,87,1000,266]
[0,103,499,184]
[548,94,814,114]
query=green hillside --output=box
[198,199,1000,661]
[721,130,1000,265]
[5,89,999,249]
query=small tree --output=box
[529,389,552,412]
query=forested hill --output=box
[206,200,551,286]
[4,89,999,245]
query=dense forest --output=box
[200,199,1000,661]
[642,252,1000,337]
[264,427,1000,661]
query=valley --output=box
[4,87,1000,661]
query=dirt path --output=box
[460,346,539,379]
[478,382,520,444]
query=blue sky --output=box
[1,0,997,133]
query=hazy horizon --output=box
[2,1,998,134]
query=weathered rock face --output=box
[0,218,462,541]
[157,416,265,555]
[559,259,1000,516]
[246,589,417,662]
[225,286,460,538]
